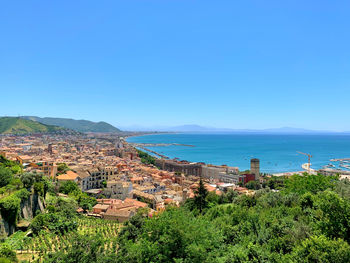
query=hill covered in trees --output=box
[21,116,120,133]
[0,117,67,135]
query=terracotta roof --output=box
[57,170,79,181]
[93,204,110,210]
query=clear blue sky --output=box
[1,1,350,131]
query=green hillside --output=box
[0,117,66,134]
[21,116,120,133]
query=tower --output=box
[250,158,260,181]
[48,144,53,155]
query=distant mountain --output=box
[166,125,215,132]
[258,127,331,134]
[0,117,67,134]
[121,124,344,134]
[21,116,120,133]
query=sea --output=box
[126,133,350,173]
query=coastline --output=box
[125,133,350,174]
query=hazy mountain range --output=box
[2,116,348,135]
[21,116,120,133]
[119,124,349,134]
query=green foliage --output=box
[58,181,97,211]
[47,195,77,213]
[0,156,22,174]
[8,178,23,190]
[101,180,107,188]
[13,189,30,201]
[0,189,29,225]
[137,150,156,165]
[59,181,79,195]
[2,172,350,262]
[30,212,78,235]
[20,172,50,198]
[284,173,337,194]
[117,208,223,263]
[313,191,350,242]
[19,173,34,189]
[288,235,350,262]
[0,244,17,262]
[0,167,13,188]
[114,174,350,262]
[193,178,208,213]
[43,233,119,263]
[245,180,261,190]
[22,116,120,132]
[219,188,238,204]
[33,182,44,196]
[75,192,97,212]
[56,163,69,174]
[0,196,21,224]
[265,175,286,189]
[334,178,350,200]
[0,117,64,135]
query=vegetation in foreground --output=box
[1,153,350,262]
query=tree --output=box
[75,193,97,212]
[59,181,79,195]
[0,244,17,262]
[314,191,350,242]
[20,173,35,189]
[33,182,44,196]
[194,178,208,213]
[0,167,13,187]
[44,234,115,263]
[284,174,337,195]
[57,163,69,175]
[289,235,350,262]
[245,180,261,190]
[116,208,223,263]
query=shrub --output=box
[0,167,13,188]
[0,196,21,224]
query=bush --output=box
[19,173,34,189]
[59,181,79,195]
[0,244,17,262]
[289,235,350,262]
[30,212,78,235]
[0,195,21,224]
[0,167,13,188]
[13,189,30,201]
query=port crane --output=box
[297,151,312,173]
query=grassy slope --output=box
[22,116,120,132]
[0,117,64,134]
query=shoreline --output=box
[125,133,350,175]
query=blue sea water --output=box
[127,133,350,173]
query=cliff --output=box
[0,193,45,237]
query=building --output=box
[250,158,260,181]
[57,170,80,183]
[155,159,202,176]
[106,180,133,200]
[92,204,110,214]
[239,173,256,184]
[95,198,148,222]
[201,165,239,181]
[77,166,119,191]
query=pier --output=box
[331,158,350,162]
[130,143,195,147]
[136,146,169,159]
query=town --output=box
[0,132,263,223]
